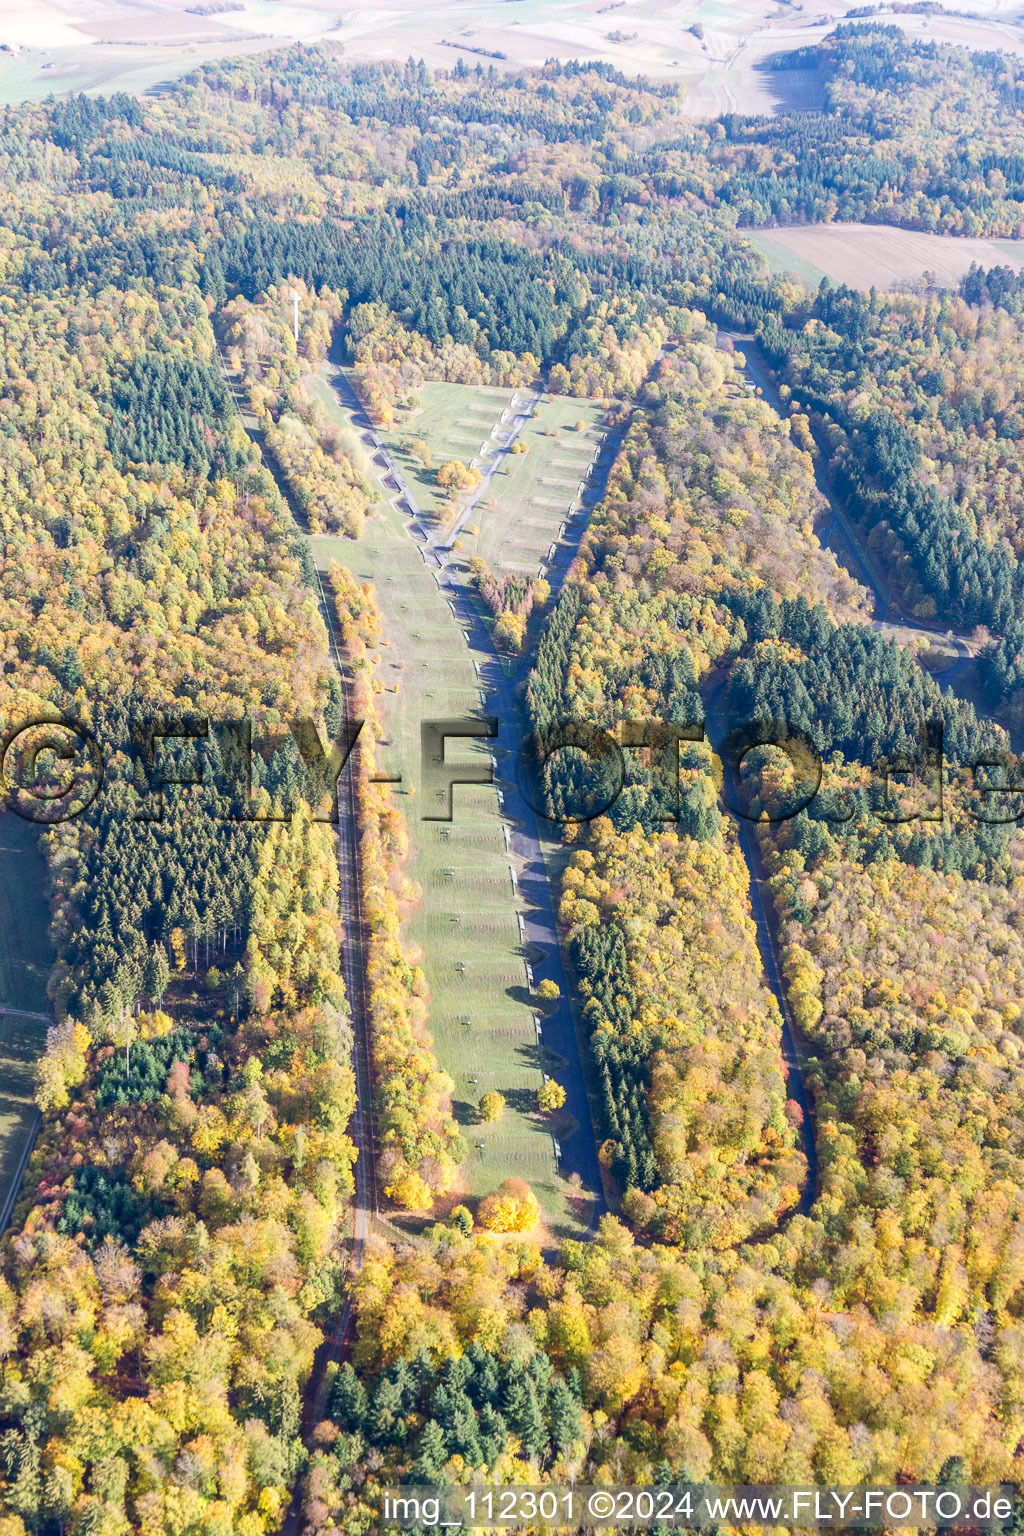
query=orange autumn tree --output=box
[477,1178,541,1233]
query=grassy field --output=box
[379,383,516,522]
[743,229,828,288]
[359,379,607,577]
[311,512,580,1231]
[308,381,584,1232]
[0,41,276,105]
[465,396,606,576]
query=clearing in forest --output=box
[309,423,584,1234]
[0,814,54,1226]
[0,1013,45,1213]
[464,396,607,577]
[379,382,515,522]
[0,815,53,1016]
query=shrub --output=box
[449,1204,473,1236]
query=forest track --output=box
[0,1010,53,1239]
[289,566,378,1428]
[217,342,378,1244]
[705,682,820,1216]
[0,1110,42,1239]
[0,1009,53,1028]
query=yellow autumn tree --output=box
[477,1178,541,1233]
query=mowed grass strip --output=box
[310,499,579,1229]
[741,228,828,289]
[464,395,606,576]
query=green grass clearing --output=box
[311,501,584,1237]
[378,382,517,521]
[992,240,1024,265]
[741,229,828,289]
[461,395,606,576]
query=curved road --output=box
[0,1009,53,1027]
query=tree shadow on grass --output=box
[545,1187,596,1244]
[452,1098,479,1126]
[514,1041,568,1074]
[502,1087,539,1117]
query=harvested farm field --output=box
[743,223,1024,291]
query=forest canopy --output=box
[2,24,1024,1536]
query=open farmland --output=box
[466,396,607,577]
[0,6,791,107]
[743,222,1024,291]
[0,0,340,103]
[8,0,1024,108]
